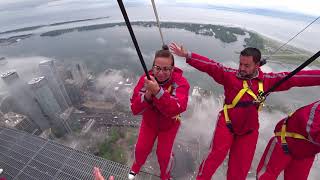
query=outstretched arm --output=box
[170,42,234,85]
[264,70,320,92]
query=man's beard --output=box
[242,73,254,78]
[238,70,258,79]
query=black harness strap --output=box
[117,0,151,80]
[260,51,320,100]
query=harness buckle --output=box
[257,91,266,103]
[281,143,290,154]
[226,123,234,133]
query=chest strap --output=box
[223,80,264,132]
[165,85,181,122]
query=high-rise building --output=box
[59,107,83,131]
[0,95,23,114]
[39,60,72,109]
[71,62,88,86]
[1,71,50,131]
[65,79,82,105]
[28,76,71,136]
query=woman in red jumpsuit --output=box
[129,46,190,180]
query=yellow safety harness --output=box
[274,113,309,154]
[167,85,172,94]
[166,85,181,122]
[223,80,264,132]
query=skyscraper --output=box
[28,76,71,136]
[1,71,50,131]
[39,60,72,109]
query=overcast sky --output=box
[123,0,320,17]
[0,0,319,52]
[161,0,320,16]
[0,0,319,16]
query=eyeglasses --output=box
[152,65,173,73]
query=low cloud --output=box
[94,69,137,109]
[96,37,107,45]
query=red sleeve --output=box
[151,77,190,118]
[312,128,320,145]
[308,102,320,145]
[186,52,236,85]
[264,70,320,92]
[130,75,152,115]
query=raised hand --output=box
[169,42,188,58]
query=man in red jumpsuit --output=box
[257,100,320,180]
[170,42,320,180]
[129,46,190,180]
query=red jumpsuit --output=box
[257,100,320,180]
[187,53,320,180]
[130,67,190,180]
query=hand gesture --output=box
[169,42,188,58]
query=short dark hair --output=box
[240,47,261,64]
[154,45,175,66]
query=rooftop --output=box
[0,126,155,180]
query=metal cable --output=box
[265,16,320,59]
[151,0,165,46]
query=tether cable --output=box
[151,0,165,46]
[265,16,320,60]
